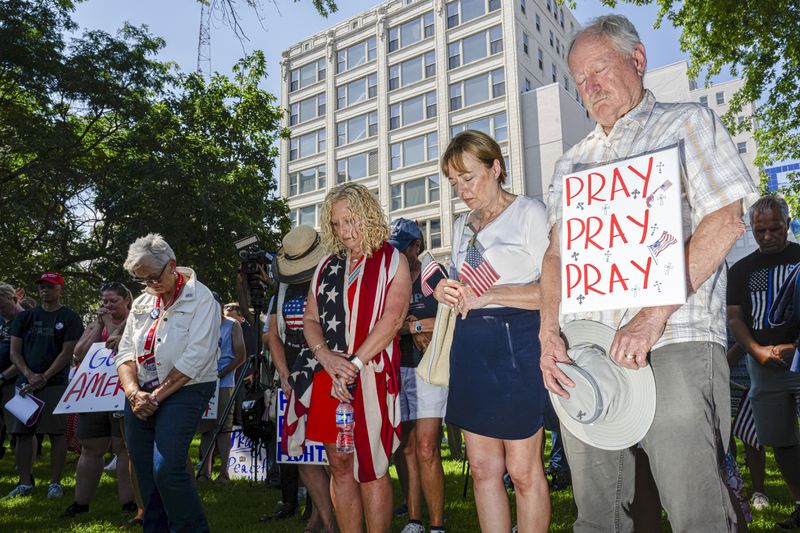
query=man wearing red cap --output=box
[6,272,83,499]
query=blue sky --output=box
[72,0,688,98]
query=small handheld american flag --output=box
[419,251,447,296]
[647,231,677,263]
[459,236,499,296]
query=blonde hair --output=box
[441,130,507,184]
[319,183,389,258]
[0,283,15,302]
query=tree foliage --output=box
[0,0,289,314]
[597,0,799,176]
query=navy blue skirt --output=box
[445,307,545,440]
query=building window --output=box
[289,93,326,125]
[699,95,708,107]
[288,164,326,197]
[391,175,440,210]
[523,32,529,55]
[389,51,436,90]
[336,73,378,110]
[336,37,377,74]
[289,204,318,228]
[336,150,378,184]
[559,8,565,29]
[563,74,569,91]
[524,78,531,92]
[555,38,561,55]
[549,30,554,48]
[520,0,525,14]
[389,132,438,170]
[336,111,378,146]
[418,218,442,249]
[716,91,725,105]
[737,142,747,154]
[451,111,507,142]
[535,13,541,31]
[389,91,437,130]
[289,128,326,161]
[445,0,501,29]
[538,48,543,70]
[290,58,326,93]
[449,68,504,111]
[551,63,557,83]
[546,0,551,11]
[389,11,435,52]
[448,25,502,70]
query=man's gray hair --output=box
[568,14,642,61]
[0,283,16,302]
[123,233,176,273]
[749,194,790,226]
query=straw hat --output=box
[549,320,656,451]
[272,225,327,284]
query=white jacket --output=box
[116,267,220,386]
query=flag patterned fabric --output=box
[767,262,800,327]
[420,250,446,296]
[647,231,677,261]
[732,389,760,449]
[459,236,499,296]
[749,263,797,330]
[282,242,401,482]
[283,295,307,331]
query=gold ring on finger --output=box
[625,353,635,360]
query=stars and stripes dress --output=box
[282,242,402,482]
[447,196,550,440]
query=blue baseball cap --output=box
[388,218,423,252]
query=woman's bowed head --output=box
[319,182,390,260]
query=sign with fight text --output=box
[560,146,686,314]
[54,343,124,414]
[276,389,328,465]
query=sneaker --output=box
[104,455,117,471]
[776,505,800,530]
[393,503,408,517]
[47,482,64,499]
[4,484,33,499]
[750,491,769,511]
[400,522,425,533]
[61,502,90,517]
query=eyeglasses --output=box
[131,262,169,285]
[100,281,127,292]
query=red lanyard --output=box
[138,272,185,363]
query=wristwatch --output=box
[413,320,423,334]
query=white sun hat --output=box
[549,320,656,451]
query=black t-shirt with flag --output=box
[9,305,83,387]
[727,242,800,347]
[400,266,445,368]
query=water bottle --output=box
[335,401,355,453]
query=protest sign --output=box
[227,427,269,481]
[276,389,328,465]
[201,383,219,420]
[54,343,124,414]
[560,146,686,314]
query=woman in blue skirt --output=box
[434,130,550,532]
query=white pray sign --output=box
[560,146,687,314]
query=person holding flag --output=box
[388,218,448,533]
[433,130,551,532]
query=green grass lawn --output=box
[0,434,795,532]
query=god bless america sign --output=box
[560,146,686,314]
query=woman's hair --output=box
[0,283,16,303]
[319,183,390,258]
[440,130,507,184]
[101,282,133,309]
[123,233,176,274]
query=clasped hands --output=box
[317,348,359,402]
[128,390,159,420]
[434,279,485,318]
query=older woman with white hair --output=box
[116,233,220,532]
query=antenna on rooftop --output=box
[197,0,215,79]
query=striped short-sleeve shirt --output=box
[546,90,759,350]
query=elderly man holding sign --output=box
[539,15,758,532]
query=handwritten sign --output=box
[227,427,269,480]
[560,147,686,314]
[201,383,219,420]
[276,389,328,465]
[54,343,125,414]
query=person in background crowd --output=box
[7,272,84,499]
[0,283,23,460]
[197,293,246,483]
[542,398,570,490]
[223,302,256,427]
[62,282,136,518]
[435,130,551,532]
[286,183,411,533]
[728,195,800,529]
[389,218,447,533]
[540,15,757,531]
[116,233,220,532]
[445,424,463,461]
[267,225,335,531]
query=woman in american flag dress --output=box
[285,183,411,533]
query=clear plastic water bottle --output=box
[335,400,355,453]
